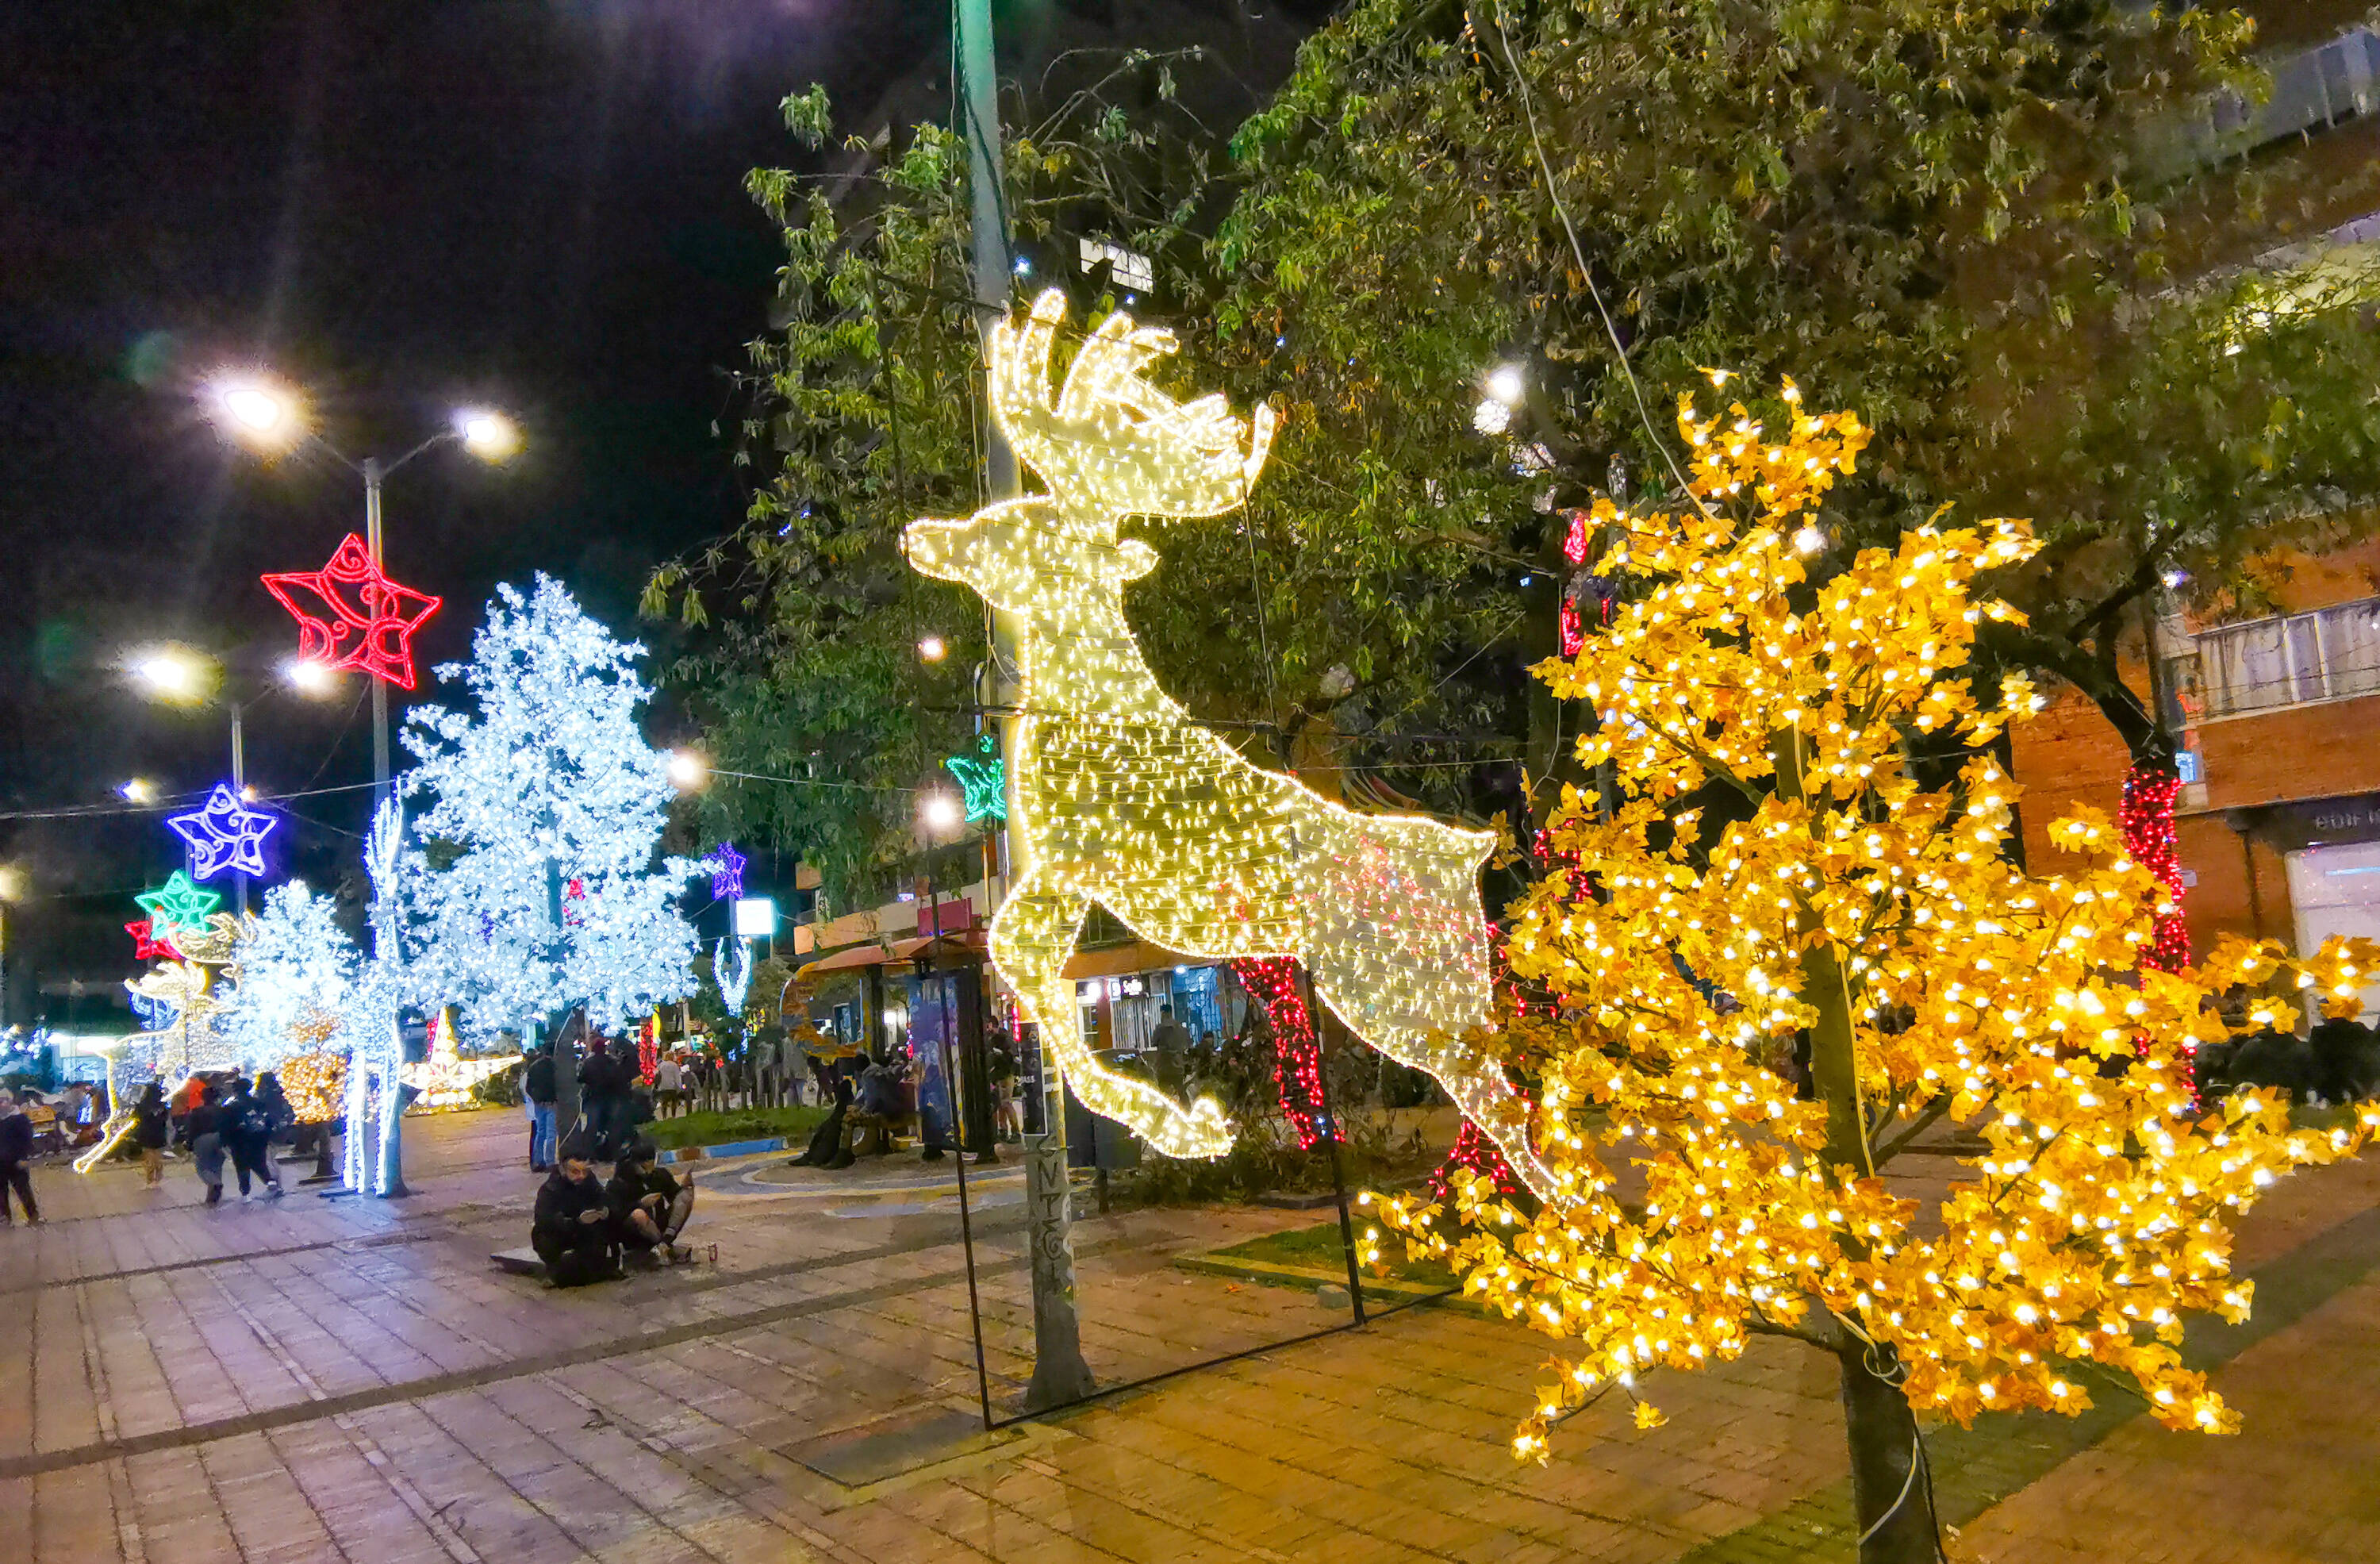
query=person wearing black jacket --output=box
[221,1078,284,1200]
[180,1084,228,1205]
[524,1045,559,1171]
[608,1139,694,1266]
[0,1090,36,1225]
[530,1133,620,1286]
[578,1038,620,1156]
[132,1082,171,1189]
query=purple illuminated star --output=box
[167,783,279,881]
[705,841,747,901]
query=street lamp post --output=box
[129,648,335,915]
[206,376,517,1198]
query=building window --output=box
[2193,596,2380,718]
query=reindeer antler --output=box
[989,289,1274,520]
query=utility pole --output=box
[958,0,1095,1409]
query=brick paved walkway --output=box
[3,1109,2375,1562]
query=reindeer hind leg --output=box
[994,870,1233,1159]
[1307,960,1570,1209]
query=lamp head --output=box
[129,645,211,704]
[455,408,520,461]
[666,749,707,790]
[205,373,304,452]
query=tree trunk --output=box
[1837,1339,1938,1563]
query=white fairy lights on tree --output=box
[224,880,359,1075]
[713,936,754,1020]
[398,574,700,1039]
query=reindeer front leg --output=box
[994,868,1234,1159]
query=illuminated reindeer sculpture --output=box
[905,291,1560,1201]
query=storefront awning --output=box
[797,930,987,978]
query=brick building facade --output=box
[2013,537,2380,1013]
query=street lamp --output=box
[201,366,520,818]
[919,791,963,835]
[666,749,708,790]
[125,646,337,915]
[917,634,949,663]
[206,374,305,453]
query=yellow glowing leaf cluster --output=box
[1366,386,2380,1461]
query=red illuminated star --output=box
[261,533,443,690]
[126,918,182,962]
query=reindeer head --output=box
[992,289,1274,521]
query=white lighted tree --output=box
[225,881,359,1074]
[398,575,700,1043]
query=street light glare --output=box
[666,750,707,790]
[207,374,302,450]
[917,634,947,663]
[455,408,520,460]
[1486,363,1526,405]
[0,867,24,902]
[920,793,962,833]
[130,647,208,701]
[120,779,157,805]
[283,658,337,695]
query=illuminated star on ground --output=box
[167,783,280,880]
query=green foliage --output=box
[662,6,2380,905]
[1221,0,2380,755]
[642,1103,832,1152]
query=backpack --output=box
[237,1101,274,1140]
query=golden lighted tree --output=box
[1366,386,2379,1560]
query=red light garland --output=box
[2120,762,2190,973]
[1233,957,1331,1150]
[1431,1118,1522,1201]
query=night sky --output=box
[0,1,1318,1018]
[0,1,934,1011]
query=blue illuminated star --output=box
[706,841,747,901]
[167,783,279,881]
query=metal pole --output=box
[364,459,391,817]
[361,456,407,1193]
[959,0,1092,1409]
[229,701,249,918]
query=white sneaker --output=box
[266,1185,285,1198]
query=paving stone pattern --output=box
[2,1110,2376,1561]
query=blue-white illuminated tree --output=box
[398,575,701,1095]
[225,881,359,1074]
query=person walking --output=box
[0,1089,39,1227]
[132,1082,171,1189]
[524,1043,558,1170]
[651,1051,682,1119]
[222,1078,284,1199]
[171,1071,205,1142]
[578,1037,618,1155]
[181,1084,228,1205]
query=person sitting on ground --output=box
[788,1066,854,1169]
[608,1138,695,1266]
[530,1132,620,1287]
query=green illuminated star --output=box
[136,870,222,944]
[943,734,1008,824]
